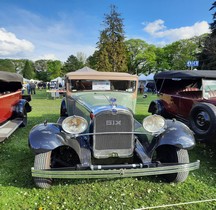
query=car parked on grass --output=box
[28,67,199,188]
[148,70,216,142]
[0,71,31,142]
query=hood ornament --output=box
[110,98,117,114]
[110,97,117,106]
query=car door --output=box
[178,97,195,119]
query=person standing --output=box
[30,82,36,94]
[27,82,31,95]
[139,82,144,94]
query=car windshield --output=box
[71,91,137,113]
[203,79,216,98]
[69,79,136,93]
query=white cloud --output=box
[0,28,34,56]
[143,20,210,43]
[0,8,98,61]
[143,19,166,34]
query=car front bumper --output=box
[31,160,200,179]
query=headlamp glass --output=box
[62,116,88,134]
[143,115,166,134]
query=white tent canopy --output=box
[145,73,154,81]
[23,78,30,83]
[138,74,147,81]
[51,77,65,87]
[138,73,154,81]
[51,76,63,82]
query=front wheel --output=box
[34,151,53,188]
[155,146,189,183]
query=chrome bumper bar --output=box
[32,160,200,179]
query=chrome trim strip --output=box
[72,131,148,138]
[32,160,200,179]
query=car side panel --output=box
[0,91,21,123]
[66,97,76,116]
[178,97,196,118]
[158,94,178,116]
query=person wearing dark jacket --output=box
[30,82,36,94]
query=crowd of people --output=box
[26,82,36,95]
[22,81,64,95]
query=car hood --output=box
[71,91,137,113]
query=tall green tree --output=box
[199,1,216,69]
[47,60,62,79]
[86,51,99,70]
[34,60,48,72]
[62,55,84,73]
[97,5,128,72]
[0,59,15,72]
[125,39,159,74]
[154,47,170,71]
[125,39,149,74]
[22,60,35,79]
[210,1,216,35]
[35,71,50,82]
[163,38,201,70]
[141,44,157,74]
[11,59,26,73]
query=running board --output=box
[0,119,22,142]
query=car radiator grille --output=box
[93,110,134,158]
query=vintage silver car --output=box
[28,67,199,188]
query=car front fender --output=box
[15,99,32,115]
[60,97,68,117]
[148,99,166,116]
[28,123,65,154]
[157,119,196,150]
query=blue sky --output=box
[0,0,214,62]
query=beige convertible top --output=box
[66,67,138,81]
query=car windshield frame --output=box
[69,79,137,93]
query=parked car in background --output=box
[148,70,216,142]
[28,67,199,188]
[0,71,31,142]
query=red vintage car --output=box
[0,71,31,142]
[148,70,216,142]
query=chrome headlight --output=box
[143,115,166,135]
[62,116,88,134]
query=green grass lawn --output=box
[0,90,216,210]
